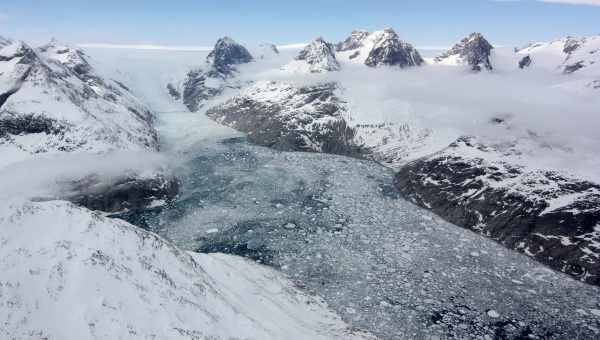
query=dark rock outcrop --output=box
[206,37,254,75]
[65,174,179,213]
[436,33,494,71]
[206,81,363,157]
[182,69,227,112]
[181,37,253,112]
[564,61,585,74]
[0,112,68,138]
[563,37,582,54]
[518,55,532,69]
[166,83,181,100]
[365,28,424,68]
[395,136,600,286]
[336,30,370,52]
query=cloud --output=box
[79,42,310,51]
[538,0,600,5]
[78,43,213,51]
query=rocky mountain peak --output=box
[436,32,494,71]
[294,37,341,73]
[0,39,37,64]
[206,36,254,75]
[364,28,424,68]
[36,39,94,78]
[563,36,582,54]
[336,29,370,52]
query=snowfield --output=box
[0,38,159,170]
[0,199,370,340]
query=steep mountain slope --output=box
[0,38,158,169]
[396,136,600,285]
[435,33,494,71]
[170,37,254,112]
[206,81,361,156]
[335,30,370,52]
[0,199,369,340]
[283,37,341,73]
[364,28,424,68]
[336,28,423,68]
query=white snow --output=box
[0,199,370,340]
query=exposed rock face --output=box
[564,61,585,74]
[180,37,253,112]
[436,33,494,71]
[588,80,600,89]
[0,38,159,168]
[336,30,370,52]
[395,136,600,286]
[518,55,532,69]
[181,68,227,112]
[65,174,179,213]
[290,37,341,73]
[563,37,582,54]
[206,81,362,156]
[166,83,181,100]
[364,28,424,68]
[206,37,254,75]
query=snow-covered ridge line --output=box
[0,37,160,168]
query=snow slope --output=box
[0,38,158,170]
[336,28,423,68]
[0,199,370,340]
[516,35,600,91]
[283,37,341,74]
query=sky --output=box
[1,0,599,49]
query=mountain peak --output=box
[336,29,371,52]
[37,39,94,78]
[294,37,341,73]
[364,29,423,68]
[436,32,494,71]
[206,37,254,75]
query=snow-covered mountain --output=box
[0,199,370,340]
[396,135,600,285]
[283,37,341,73]
[517,35,600,89]
[189,30,600,285]
[336,29,370,52]
[171,37,254,112]
[206,80,360,155]
[336,28,424,68]
[0,37,159,169]
[435,33,494,71]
